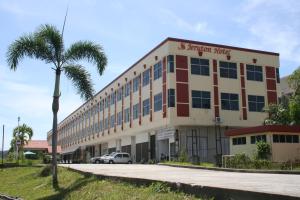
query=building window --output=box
[110,115,115,128]
[143,98,150,116]
[248,95,265,112]
[133,103,140,120]
[117,88,122,102]
[124,108,130,123]
[220,61,237,79]
[246,65,263,82]
[251,135,266,144]
[273,134,299,143]
[143,69,150,86]
[133,77,140,93]
[117,111,122,125]
[124,82,131,97]
[154,93,162,112]
[99,120,103,131]
[232,137,246,145]
[99,102,103,112]
[221,93,239,111]
[276,68,280,83]
[105,98,109,108]
[167,55,174,73]
[104,118,108,130]
[192,90,211,109]
[168,89,175,107]
[191,58,209,76]
[154,61,162,80]
[110,92,115,105]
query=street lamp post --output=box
[16,117,20,164]
[1,125,4,166]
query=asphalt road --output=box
[60,164,300,197]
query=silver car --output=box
[104,152,132,164]
[90,154,109,164]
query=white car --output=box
[103,152,132,164]
[90,154,109,164]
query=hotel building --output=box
[47,38,280,163]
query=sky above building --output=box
[0,0,299,150]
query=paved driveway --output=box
[60,164,300,197]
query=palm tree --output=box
[12,123,33,149]
[6,24,107,187]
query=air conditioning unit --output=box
[215,117,221,124]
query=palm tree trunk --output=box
[52,68,61,188]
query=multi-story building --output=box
[47,37,280,163]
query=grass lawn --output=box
[162,161,215,168]
[0,166,208,200]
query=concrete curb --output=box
[64,166,300,200]
[158,163,300,175]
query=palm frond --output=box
[64,41,107,75]
[35,24,64,64]
[7,34,54,70]
[63,64,94,100]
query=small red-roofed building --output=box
[225,125,300,162]
[23,140,61,155]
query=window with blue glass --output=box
[167,55,174,73]
[110,115,115,128]
[191,58,209,76]
[133,77,140,93]
[221,93,239,110]
[104,118,108,130]
[246,65,263,81]
[220,61,237,79]
[117,88,122,102]
[143,69,150,86]
[124,107,130,123]
[154,61,162,80]
[117,111,122,125]
[99,120,103,131]
[154,93,162,112]
[133,103,139,120]
[143,98,150,116]
[110,92,115,105]
[124,82,131,97]
[276,68,280,83]
[248,95,265,112]
[168,89,175,107]
[192,90,211,109]
[105,98,109,108]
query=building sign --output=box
[178,42,231,56]
[157,128,175,141]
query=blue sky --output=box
[0,0,299,150]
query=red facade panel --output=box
[241,89,246,107]
[176,83,189,103]
[267,79,277,91]
[176,69,188,82]
[265,66,276,79]
[213,74,218,85]
[240,63,245,75]
[267,91,278,104]
[214,106,220,117]
[243,108,247,120]
[150,66,153,122]
[176,55,188,69]
[241,77,245,88]
[139,74,142,125]
[214,86,219,105]
[213,59,217,72]
[177,103,189,117]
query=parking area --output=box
[60,164,300,198]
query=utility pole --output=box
[16,117,20,165]
[1,125,4,166]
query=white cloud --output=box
[159,8,213,35]
[235,0,300,64]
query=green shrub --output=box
[178,149,189,162]
[256,141,271,160]
[227,153,251,169]
[39,165,52,177]
[26,159,33,166]
[252,159,271,169]
[149,182,170,193]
